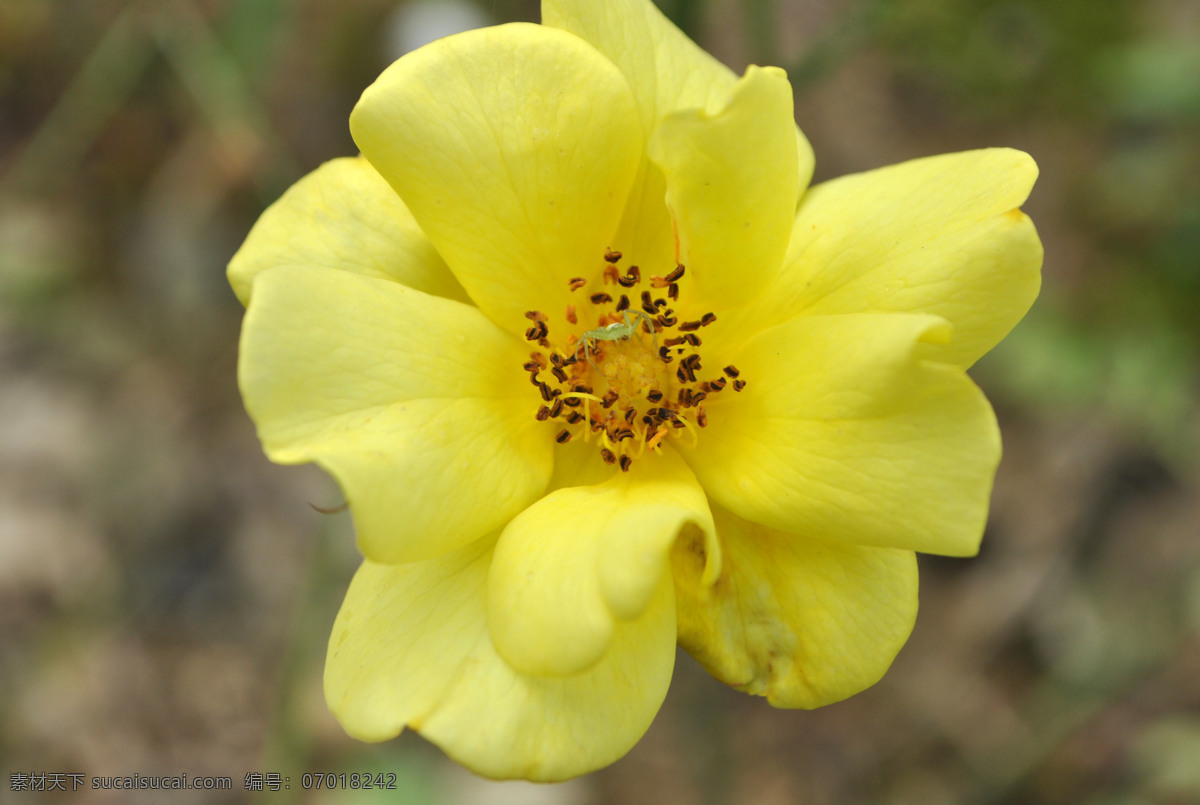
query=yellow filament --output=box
[560,391,604,444]
[630,423,649,459]
[672,412,700,449]
[559,392,605,404]
[646,427,669,454]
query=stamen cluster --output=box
[521,250,745,470]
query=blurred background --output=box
[2,0,1198,802]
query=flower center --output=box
[522,249,746,471]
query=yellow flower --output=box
[228,0,1042,782]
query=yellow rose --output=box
[229,0,1042,781]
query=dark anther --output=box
[617,266,641,288]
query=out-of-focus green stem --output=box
[147,0,300,204]
[0,6,153,198]
[1,0,299,206]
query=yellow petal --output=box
[326,537,677,781]
[546,439,621,492]
[487,449,717,676]
[673,505,917,708]
[544,0,732,130]
[227,157,468,307]
[688,312,999,557]
[542,0,815,192]
[349,24,642,331]
[726,149,1042,368]
[605,159,677,291]
[648,66,799,308]
[239,266,552,562]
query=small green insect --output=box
[575,310,657,370]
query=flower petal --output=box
[542,0,814,192]
[726,149,1042,368]
[227,157,468,306]
[349,24,643,330]
[326,536,677,781]
[239,266,552,562]
[544,0,732,130]
[673,505,917,708]
[547,439,621,492]
[648,66,799,307]
[487,449,717,676]
[687,312,999,557]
